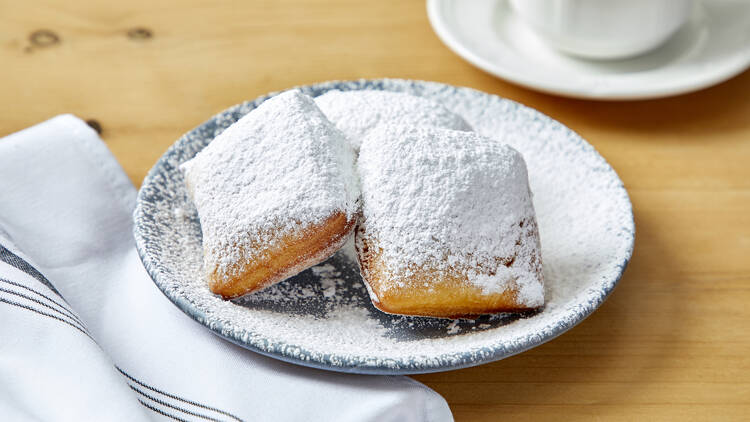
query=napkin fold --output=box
[0,115,452,422]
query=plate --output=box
[427,0,750,100]
[133,79,634,374]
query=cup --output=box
[509,0,695,60]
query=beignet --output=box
[355,125,544,318]
[315,90,472,151]
[181,90,359,299]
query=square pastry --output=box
[181,90,359,298]
[355,125,544,318]
[315,90,472,151]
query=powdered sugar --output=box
[134,79,634,374]
[179,90,359,281]
[311,264,339,298]
[315,90,472,150]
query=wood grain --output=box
[2,0,749,420]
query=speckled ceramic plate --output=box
[133,79,634,375]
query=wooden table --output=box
[3,1,749,420]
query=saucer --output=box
[427,0,750,100]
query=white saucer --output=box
[427,0,750,100]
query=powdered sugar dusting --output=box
[315,90,472,150]
[446,320,461,335]
[133,79,634,374]
[357,125,543,306]
[311,264,339,298]
[179,90,359,281]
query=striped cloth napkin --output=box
[0,115,452,422]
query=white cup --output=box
[509,0,695,60]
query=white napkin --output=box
[0,115,453,422]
